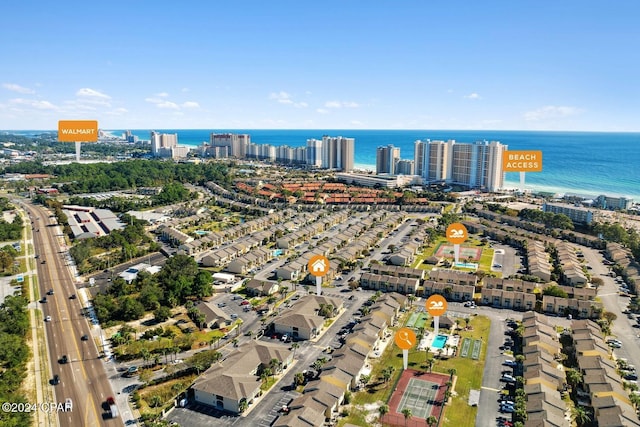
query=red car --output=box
[240,300,250,306]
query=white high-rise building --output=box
[376,145,401,174]
[306,138,323,167]
[320,136,354,171]
[150,131,178,158]
[414,139,507,191]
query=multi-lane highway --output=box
[23,201,123,427]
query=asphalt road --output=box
[24,202,123,427]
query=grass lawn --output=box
[137,373,197,417]
[342,315,491,427]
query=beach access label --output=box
[58,120,98,142]
[503,150,543,172]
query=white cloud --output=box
[524,105,583,121]
[181,87,190,92]
[157,101,179,109]
[155,92,170,97]
[316,108,329,114]
[145,97,178,109]
[269,91,307,108]
[324,100,359,108]
[105,107,128,116]
[464,93,481,100]
[76,88,111,99]
[182,101,200,109]
[10,98,58,110]
[270,91,293,104]
[3,83,35,94]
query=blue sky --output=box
[1,1,639,131]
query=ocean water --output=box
[110,129,640,200]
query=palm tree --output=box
[378,404,389,421]
[269,358,281,378]
[571,405,591,427]
[408,294,416,307]
[294,372,305,386]
[565,368,582,390]
[238,398,248,413]
[260,369,271,384]
[426,415,438,427]
[401,408,412,427]
[443,390,452,405]
[291,342,300,359]
[140,348,151,368]
[426,357,435,373]
[447,368,457,381]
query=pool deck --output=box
[417,331,460,357]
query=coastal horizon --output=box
[4,128,638,201]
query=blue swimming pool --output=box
[194,230,209,235]
[273,249,284,257]
[432,334,448,349]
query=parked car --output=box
[501,374,516,383]
[240,300,250,305]
[503,360,517,367]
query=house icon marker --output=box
[308,255,330,277]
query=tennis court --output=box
[434,243,482,261]
[398,378,440,418]
[406,312,429,329]
[383,370,448,427]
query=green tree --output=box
[571,405,591,427]
[378,404,389,420]
[426,415,438,427]
[154,306,172,323]
[401,408,412,427]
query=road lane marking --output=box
[481,386,501,392]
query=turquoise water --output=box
[432,334,448,349]
[194,230,209,235]
[454,262,478,269]
[273,249,283,256]
[110,129,640,199]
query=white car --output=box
[45,316,52,322]
[503,360,517,367]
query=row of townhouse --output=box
[482,278,597,301]
[226,247,273,275]
[541,295,602,319]
[520,312,569,427]
[275,211,351,249]
[369,264,425,280]
[191,340,293,414]
[275,211,405,282]
[422,280,475,302]
[273,293,406,427]
[570,319,640,426]
[473,208,605,249]
[556,241,588,287]
[528,240,553,282]
[428,268,478,287]
[479,288,601,318]
[606,242,640,293]
[359,273,420,295]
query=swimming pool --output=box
[273,249,284,257]
[432,334,448,349]
[194,230,209,236]
[454,262,478,270]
